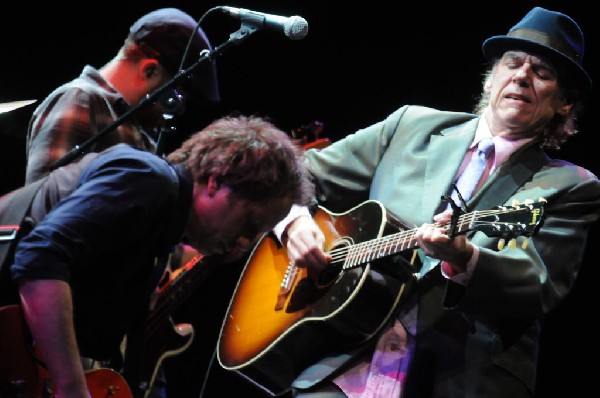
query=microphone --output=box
[219,6,308,40]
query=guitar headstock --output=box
[465,198,546,250]
[292,120,332,150]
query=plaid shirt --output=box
[25,65,157,184]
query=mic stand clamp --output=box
[154,89,185,157]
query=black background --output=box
[1,1,597,397]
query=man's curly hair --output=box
[167,114,314,205]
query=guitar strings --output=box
[325,207,533,268]
[144,254,207,336]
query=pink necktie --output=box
[450,137,495,207]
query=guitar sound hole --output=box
[317,266,339,287]
[316,239,348,288]
[286,261,343,313]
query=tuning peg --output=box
[508,239,517,249]
[498,238,505,250]
[512,200,520,207]
[522,238,529,249]
[538,197,547,203]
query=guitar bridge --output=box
[274,262,298,310]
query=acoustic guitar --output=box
[217,199,545,396]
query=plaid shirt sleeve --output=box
[25,88,100,183]
[25,78,157,185]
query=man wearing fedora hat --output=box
[268,7,600,397]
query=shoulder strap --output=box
[0,177,48,304]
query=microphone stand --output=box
[49,22,262,171]
[154,89,185,157]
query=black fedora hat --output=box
[482,7,591,92]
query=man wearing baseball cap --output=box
[25,7,220,185]
[127,7,220,104]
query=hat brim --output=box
[482,36,592,92]
[186,59,220,104]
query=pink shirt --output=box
[333,318,415,397]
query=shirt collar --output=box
[476,116,535,169]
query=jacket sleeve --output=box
[446,161,600,317]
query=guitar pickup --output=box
[0,225,19,242]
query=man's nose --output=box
[512,64,533,85]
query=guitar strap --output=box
[442,140,549,310]
[0,177,49,304]
[0,151,110,306]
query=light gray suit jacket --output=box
[293,105,600,396]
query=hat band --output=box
[507,28,580,64]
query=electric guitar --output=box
[122,253,221,398]
[0,304,132,398]
[217,199,545,396]
[292,120,331,150]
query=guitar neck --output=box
[334,203,542,269]
[149,255,216,327]
[339,214,469,267]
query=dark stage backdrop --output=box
[1,2,596,397]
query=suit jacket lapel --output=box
[422,118,478,219]
[471,139,549,210]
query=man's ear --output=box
[556,101,573,116]
[483,75,493,93]
[557,91,575,116]
[206,174,220,196]
[483,65,499,94]
[140,58,160,80]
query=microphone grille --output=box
[284,16,308,40]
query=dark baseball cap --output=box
[128,8,220,103]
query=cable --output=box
[178,7,222,72]
[197,345,218,398]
